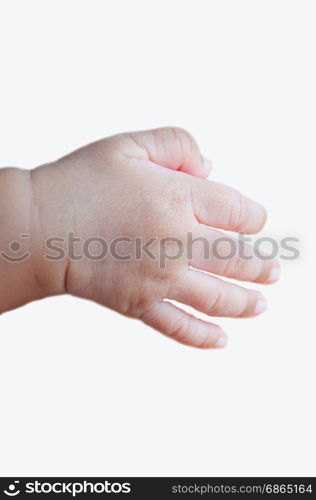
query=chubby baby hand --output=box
[24,128,280,347]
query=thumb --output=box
[124,127,212,178]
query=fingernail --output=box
[267,267,281,283]
[203,157,213,174]
[214,337,228,348]
[253,298,267,315]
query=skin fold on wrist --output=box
[0,166,66,312]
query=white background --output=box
[0,0,315,477]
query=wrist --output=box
[0,166,67,312]
[29,162,70,299]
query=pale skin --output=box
[0,128,280,348]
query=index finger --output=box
[190,177,267,234]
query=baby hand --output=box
[29,128,280,347]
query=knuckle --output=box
[228,192,247,231]
[170,126,191,141]
[222,253,245,278]
[254,261,270,283]
[156,183,192,221]
[170,127,196,155]
[197,335,212,349]
[237,293,253,317]
[169,187,191,210]
[126,298,152,319]
[170,314,191,342]
[207,288,227,315]
[159,265,187,287]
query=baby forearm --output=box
[0,167,39,311]
[0,166,65,312]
